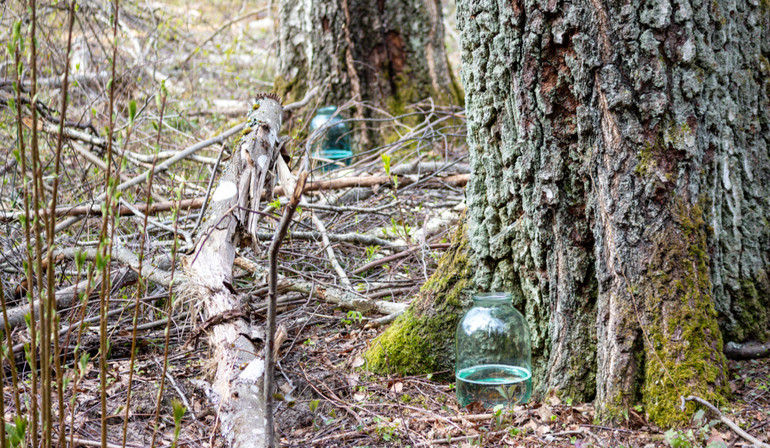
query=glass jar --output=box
[310,106,353,171]
[455,292,532,408]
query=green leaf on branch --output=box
[128,99,137,125]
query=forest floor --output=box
[0,0,767,447]
[30,294,768,448]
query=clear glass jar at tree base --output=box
[309,106,353,171]
[455,292,532,408]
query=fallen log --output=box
[4,268,137,331]
[0,198,206,220]
[253,230,397,247]
[274,172,469,196]
[181,94,283,448]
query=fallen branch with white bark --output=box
[4,268,137,331]
[5,246,175,330]
[1,171,468,221]
[181,94,283,448]
[234,257,407,316]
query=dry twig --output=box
[682,395,770,448]
[265,171,308,448]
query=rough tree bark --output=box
[182,95,283,447]
[366,0,770,426]
[276,0,462,141]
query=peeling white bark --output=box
[183,97,283,448]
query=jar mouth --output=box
[473,292,512,303]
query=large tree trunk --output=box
[366,0,770,427]
[276,0,462,142]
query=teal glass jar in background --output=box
[455,292,532,408]
[310,106,353,171]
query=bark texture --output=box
[276,0,462,137]
[183,96,283,448]
[457,0,769,426]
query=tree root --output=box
[724,341,770,360]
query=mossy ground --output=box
[364,221,472,378]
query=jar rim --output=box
[473,292,512,302]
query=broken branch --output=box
[265,171,307,448]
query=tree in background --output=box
[367,0,770,426]
[275,0,462,143]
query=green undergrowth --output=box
[364,220,472,379]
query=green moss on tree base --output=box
[364,221,472,378]
[639,200,730,427]
[730,272,770,342]
[273,72,306,107]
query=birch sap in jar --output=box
[455,292,532,408]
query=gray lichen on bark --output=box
[458,0,769,425]
[458,0,599,403]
